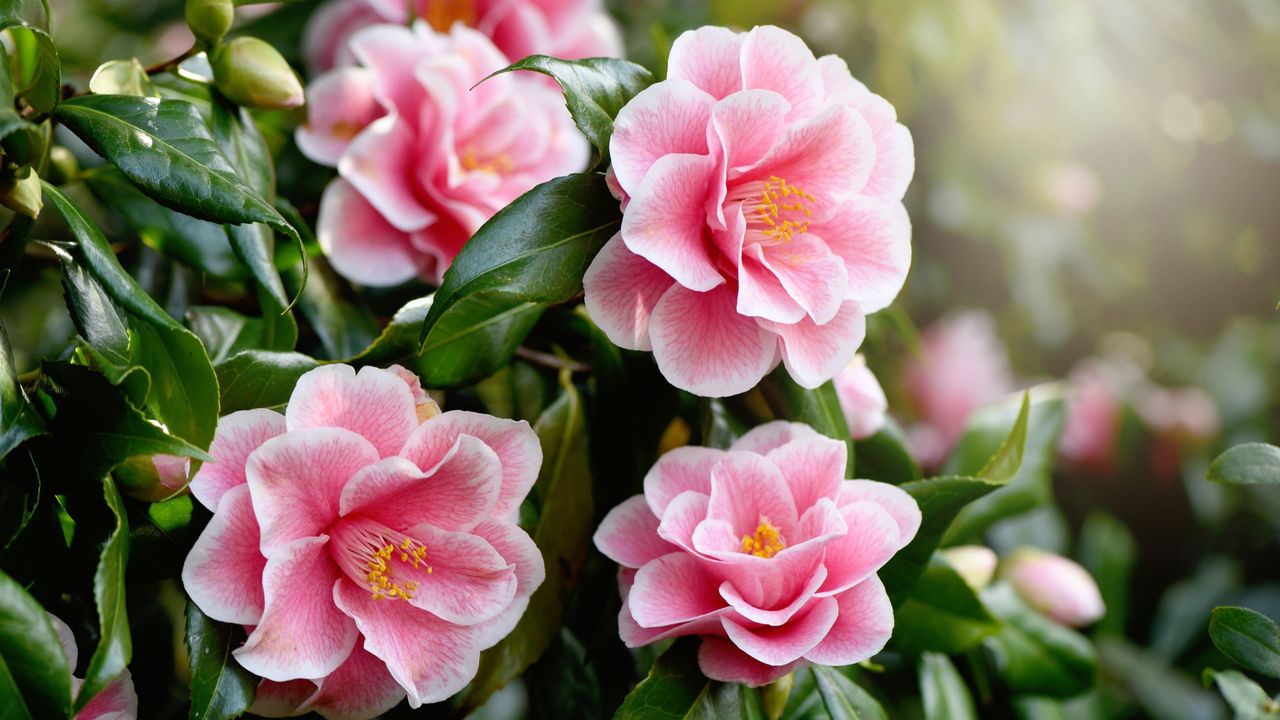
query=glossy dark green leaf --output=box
[982,583,1098,698]
[0,0,48,29]
[919,653,977,720]
[188,306,273,364]
[613,638,713,720]
[0,652,34,720]
[4,25,58,114]
[812,665,887,720]
[1209,607,1280,679]
[460,379,593,713]
[0,317,44,460]
[495,55,653,165]
[418,172,620,386]
[0,111,42,167]
[351,297,431,366]
[761,368,855,474]
[1207,443,1280,486]
[0,568,70,719]
[284,260,377,361]
[215,350,317,412]
[187,601,255,720]
[853,417,921,484]
[1202,669,1277,720]
[75,475,131,712]
[893,556,1002,654]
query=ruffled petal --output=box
[582,234,675,351]
[766,434,847,513]
[759,300,867,389]
[666,26,745,100]
[628,552,726,628]
[286,365,419,457]
[610,79,715,193]
[642,446,722,516]
[301,640,406,720]
[182,484,266,625]
[721,595,838,666]
[316,179,424,288]
[619,153,724,293]
[593,495,675,569]
[649,284,778,397]
[190,409,285,512]
[804,575,893,665]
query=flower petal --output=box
[317,179,423,288]
[719,564,828,627]
[78,671,137,720]
[759,300,867,389]
[296,67,385,167]
[339,114,436,233]
[758,234,849,325]
[745,104,874,205]
[286,365,419,457]
[182,484,266,625]
[804,575,893,665]
[593,495,675,569]
[610,78,715,193]
[740,26,825,121]
[468,519,545,649]
[666,26,745,100]
[628,552,726,628]
[643,446,722,516]
[649,284,778,397]
[721,594,838,666]
[656,490,711,553]
[731,421,819,455]
[698,637,801,686]
[619,153,724,292]
[400,521,517,625]
[251,679,316,719]
[190,409,285,511]
[815,501,902,597]
[811,196,911,314]
[582,234,675,352]
[835,480,921,548]
[300,640,406,720]
[766,434,847,513]
[706,451,799,538]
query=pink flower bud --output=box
[1001,548,1105,627]
[115,453,191,502]
[834,354,887,440]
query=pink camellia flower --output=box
[48,614,138,720]
[296,23,588,286]
[303,0,622,75]
[584,25,914,397]
[1058,360,1131,473]
[181,364,544,718]
[833,354,887,440]
[1000,548,1104,628]
[594,421,920,685]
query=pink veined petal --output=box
[705,90,792,229]
[698,637,802,687]
[766,434,848,513]
[339,114,436,234]
[593,495,676,569]
[719,564,828,627]
[47,614,76,669]
[468,519,546,649]
[706,451,799,538]
[643,445,723,516]
[731,421,820,455]
[804,575,893,665]
[299,640,405,720]
[316,179,424,288]
[743,103,875,206]
[296,67,385,167]
[346,24,427,121]
[834,355,889,440]
[181,484,266,625]
[619,603,728,648]
[721,594,839,666]
[77,670,137,720]
[737,244,808,324]
[739,26,825,121]
[234,537,358,682]
[302,0,385,74]
[338,438,502,532]
[759,300,867,389]
[810,196,911,314]
[619,153,724,293]
[666,26,745,100]
[334,580,484,708]
[189,409,285,512]
[691,518,743,555]
[628,552,727,629]
[816,55,915,201]
[398,521,517,625]
[649,284,778,398]
[815,501,902,597]
[245,427,380,554]
[398,411,541,520]
[582,234,676,352]
[286,365,420,457]
[758,234,849,325]
[609,79,715,193]
[655,490,711,554]
[835,480,922,548]
[250,679,316,719]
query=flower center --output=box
[415,0,478,32]
[460,144,514,175]
[332,523,433,602]
[749,176,816,245]
[741,517,787,558]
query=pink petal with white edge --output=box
[835,480,922,548]
[812,196,911,314]
[628,552,726,628]
[817,55,915,201]
[745,104,874,206]
[286,365,420,457]
[804,575,893,665]
[619,153,724,293]
[582,234,675,352]
[251,679,316,718]
[706,91,791,228]
[666,26,745,100]
[706,451,799,537]
[656,491,711,553]
[339,438,501,532]
[469,519,546,649]
[815,502,902,597]
[643,446,722,516]
[182,484,266,625]
[760,300,867,389]
[189,409,285,511]
[346,24,426,121]
[719,565,828,627]
[246,428,380,553]
[609,79,715,193]
[722,594,838,666]
[317,179,423,288]
[296,67,385,167]
[398,411,541,519]
[78,671,137,720]
[47,614,76,669]
[767,435,847,513]
[649,284,778,397]
[759,234,849,325]
[399,521,517,625]
[740,26,825,121]
[731,421,820,455]
[300,640,406,720]
[339,114,435,233]
[699,637,801,686]
[235,537,358,682]
[620,604,727,648]
[737,246,808,324]
[334,581,483,708]
[594,495,675,569]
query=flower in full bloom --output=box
[182,364,544,718]
[833,354,887,440]
[1000,548,1104,628]
[584,25,914,397]
[303,0,622,75]
[593,421,920,685]
[48,614,138,720]
[297,23,588,286]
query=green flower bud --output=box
[761,672,794,720]
[46,146,79,185]
[0,167,41,219]
[210,37,304,111]
[185,0,235,46]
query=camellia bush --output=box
[1,0,1278,719]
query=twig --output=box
[145,47,198,76]
[514,346,591,374]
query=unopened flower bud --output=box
[115,454,191,502]
[211,37,304,110]
[1001,548,1104,627]
[761,672,794,720]
[941,545,997,590]
[46,147,79,185]
[185,0,235,46]
[0,168,42,219]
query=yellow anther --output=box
[740,518,787,559]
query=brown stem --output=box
[145,47,198,76]
[514,346,591,374]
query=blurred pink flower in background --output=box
[1000,548,1105,628]
[49,614,138,720]
[297,23,588,286]
[1057,359,1134,473]
[1139,386,1219,444]
[1038,161,1100,216]
[584,25,913,397]
[594,422,920,685]
[834,354,888,439]
[303,0,622,74]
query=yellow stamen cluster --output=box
[419,0,477,32]
[754,176,816,244]
[460,145,514,175]
[741,518,786,559]
[367,537,432,602]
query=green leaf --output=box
[1209,607,1280,679]
[215,350,318,412]
[1202,669,1278,720]
[1076,512,1136,637]
[0,316,44,461]
[919,653,978,720]
[761,368,855,475]
[893,556,1002,654]
[0,111,42,167]
[813,665,888,720]
[284,260,378,360]
[4,25,58,114]
[75,475,131,712]
[88,58,155,97]
[188,306,280,363]
[495,55,653,166]
[187,601,255,720]
[853,417,921,485]
[1150,559,1240,661]
[613,638,713,720]
[0,0,48,29]
[1207,443,1280,485]
[350,297,431,366]
[459,378,593,713]
[982,583,1098,698]
[418,172,620,387]
[1098,638,1225,720]
[0,652,34,720]
[0,568,70,719]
